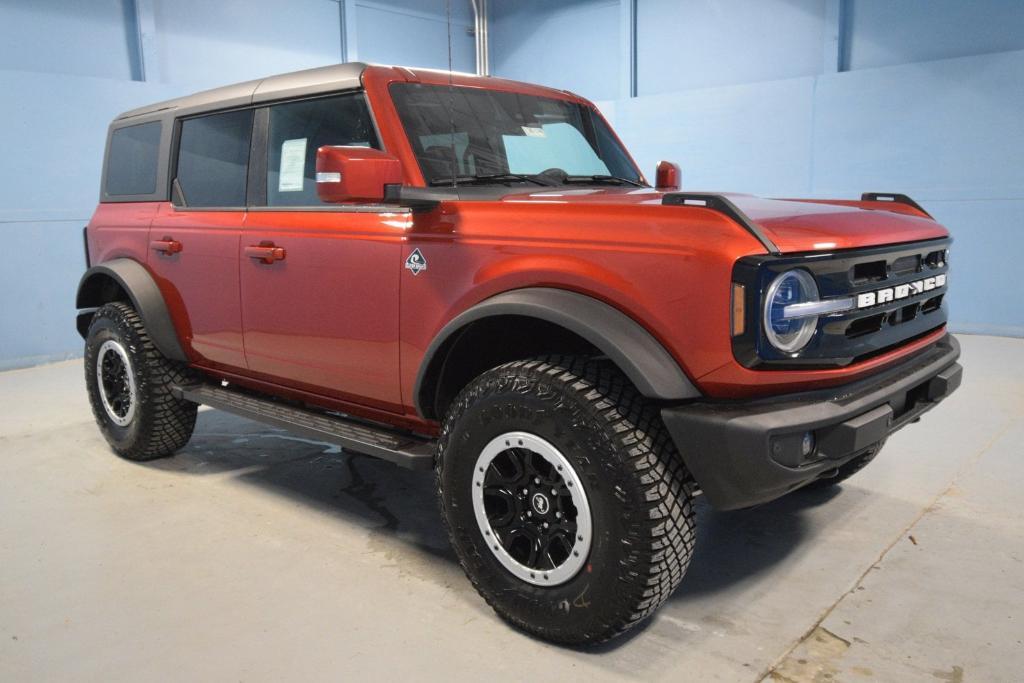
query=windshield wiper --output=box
[429,173,555,187]
[563,174,645,187]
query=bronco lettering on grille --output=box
[856,273,947,309]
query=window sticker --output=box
[278,138,307,192]
[521,126,546,138]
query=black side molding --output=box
[76,258,187,362]
[861,192,932,219]
[662,192,780,255]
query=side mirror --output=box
[655,160,681,191]
[315,146,403,203]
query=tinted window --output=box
[390,83,641,186]
[106,121,161,196]
[266,94,378,206]
[176,109,253,207]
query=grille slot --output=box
[901,302,920,323]
[925,250,947,269]
[852,260,887,283]
[846,313,886,339]
[921,294,944,314]
[891,254,921,276]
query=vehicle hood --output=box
[498,188,948,253]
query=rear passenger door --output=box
[148,109,252,371]
[239,93,405,412]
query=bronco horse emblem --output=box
[405,248,427,275]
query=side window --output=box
[106,121,162,196]
[175,109,253,208]
[266,93,379,206]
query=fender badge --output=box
[405,248,427,275]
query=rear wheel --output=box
[84,302,197,461]
[437,356,696,645]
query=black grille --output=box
[732,237,951,368]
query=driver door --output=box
[239,93,404,412]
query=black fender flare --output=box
[414,287,701,418]
[75,258,187,362]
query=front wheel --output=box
[84,302,197,461]
[437,357,696,645]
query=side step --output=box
[174,384,435,470]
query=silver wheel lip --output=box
[472,431,593,587]
[96,339,137,427]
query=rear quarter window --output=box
[105,121,162,196]
[175,109,253,208]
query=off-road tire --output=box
[803,440,886,490]
[436,356,696,645]
[84,302,197,461]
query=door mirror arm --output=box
[383,185,453,213]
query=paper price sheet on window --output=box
[279,138,308,192]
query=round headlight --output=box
[764,269,819,353]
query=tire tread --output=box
[85,302,197,461]
[436,355,696,645]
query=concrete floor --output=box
[1,335,1021,682]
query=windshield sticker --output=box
[521,126,546,138]
[279,138,307,192]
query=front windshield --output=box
[390,82,643,187]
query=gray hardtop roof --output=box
[115,62,370,122]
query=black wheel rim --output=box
[472,432,592,586]
[96,340,136,426]
[484,447,578,570]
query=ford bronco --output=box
[77,63,962,645]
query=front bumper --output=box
[662,334,962,510]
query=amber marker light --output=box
[731,283,746,336]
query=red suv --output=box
[77,63,961,644]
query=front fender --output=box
[414,287,701,417]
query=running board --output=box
[174,384,435,470]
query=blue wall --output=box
[351,0,474,71]
[491,0,622,101]
[845,0,1024,70]
[637,0,829,93]
[0,0,139,80]
[1,1,1022,369]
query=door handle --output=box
[150,237,183,255]
[245,242,286,264]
